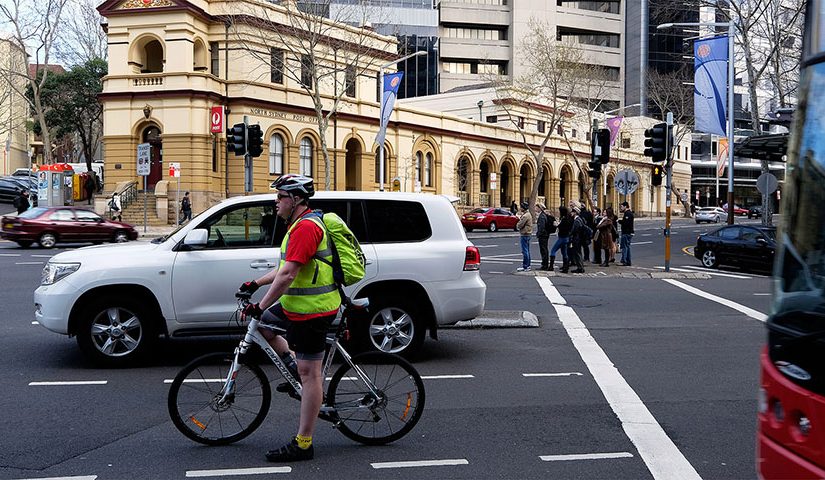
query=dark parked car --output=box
[461,207,520,232]
[1,207,138,248]
[694,225,776,271]
[748,205,763,219]
[0,176,38,205]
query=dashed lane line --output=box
[12,476,97,480]
[662,279,768,323]
[16,261,44,265]
[0,253,21,256]
[523,372,583,377]
[163,374,475,384]
[536,276,701,480]
[29,381,108,386]
[371,459,469,469]
[186,467,291,477]
[540,452,634,462]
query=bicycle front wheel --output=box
[167,353,271,446]
[327,351,425,445]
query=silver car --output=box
[695,207,726,224]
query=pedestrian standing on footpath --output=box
[510,200,518,215]
[619,201,635,266]
[180,191,192,224]
[568,203,588,274]
[550,205,572,272]
[592,208,603,265]
[84,174,95,205]
[13,188,29,214]
[577,200,594,263]
[516,201,533,272]
[108,192,122,221]
[595,208,615,267]
[535,203,556,271]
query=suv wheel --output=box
[360,298,425,358]
[76,295,156,367]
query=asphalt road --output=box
[0,213,772,480]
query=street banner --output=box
[376,72,404,147]
[694,35,728,136]
[606,116,623,145]
[717,138,728,177]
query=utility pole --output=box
[664,112,673,272]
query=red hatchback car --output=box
[461,207,519,232]
[1,207,138,248]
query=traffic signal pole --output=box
[664,112,673,272]
[591,120,599,210]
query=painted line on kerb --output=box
[523,372,583,377]
[11,476,98,480]
[663,279,768,323]
[185,467,291,477]
[540,452,634,462]
[29,381,107,386]
[371,459,469,469]
[536,276,701,480]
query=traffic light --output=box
[227,123,246,156]
[643,122,670,162]
[247,124,264,158]
[652,165,663,186]
[588,160,601,180]
[592,128,611,164]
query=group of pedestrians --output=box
[516,199,635,273]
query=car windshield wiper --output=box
[768,310,825,350]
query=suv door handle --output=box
[250,261,276,269]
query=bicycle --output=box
[167,291,425,446]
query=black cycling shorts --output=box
[261,303,334,359]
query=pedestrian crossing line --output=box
[679,264,769,278]
[662,279,768,323]
[371,459,469,469]
[523,372,583,377]
[540,452,634,462]
[29,381,108,386]
[186,467,291,477]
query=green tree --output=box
[29,59,106,171]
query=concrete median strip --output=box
[448,310,539,328]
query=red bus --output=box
[756,1,825,476]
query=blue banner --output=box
[376,72,403,147]
[694,35,728,136]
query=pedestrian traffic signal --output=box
[593,128,611,164]
[588,160,601,180]
[227,123,246,156]
[247,124,264,158]
[652,165,663,186]
[643,122,671,162]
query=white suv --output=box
[34,191,486,366]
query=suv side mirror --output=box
[183,229,208,248]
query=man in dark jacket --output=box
[578,200,594,262]
[13,189,29,214]
[535,204,555,270]
[619,201,635,266]
[569,204,586,273]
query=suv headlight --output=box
[41,262,80,285]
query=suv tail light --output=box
[464,246,480,271]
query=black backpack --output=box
[547,215,557,234]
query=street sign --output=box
[695,190,700,202]
[210,106,224,134]
[756,173,779,194]
[137,143,151,176]
[490,172,497,182]
[169,162,181,178]
[614,169,639,195]
[681,192,689,203]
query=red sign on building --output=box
[210,106,224,134]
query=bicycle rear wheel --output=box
[327,351,425,445]
[167,353,271,446]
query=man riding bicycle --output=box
[238,174,340,462]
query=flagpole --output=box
[726,20,735,225]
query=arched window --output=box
[193,39,207,71]
[299,137,313,176]
[425,152,433,187]
[415,151,422,184]
[269,133,283,174]
[143,40,164,73]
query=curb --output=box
[512,270,711,279]
[448,310,539,328]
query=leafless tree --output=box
[54,0,108,65]
[227,0,394,190]
[0,0,69,164]
[0,40,28,144]
[490,19,612,211]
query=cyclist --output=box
[238,174,340,462]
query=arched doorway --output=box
[345,138,361,191]
[500,162,511,208]
[519,163,533,204]
[538,165,551,208]
[479,157,492,207]
[456,155,470,205]
[559,165,573,207]
[578,172,588,207]
[605,172,615,210]
[142,125,162,190]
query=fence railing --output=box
[118,181,139,210]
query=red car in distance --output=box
[461,207,519,232]
[1,206,138,248]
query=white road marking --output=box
[31,321,39,325]
[754,293,771,296]
[0,253,21,256]
[163,378,223,384]
[662,279,768,322]
[641,234,652,236]
[475,244,499,248]
[15,261,44,265]
[11,476,98,480]
[536,276,701,480]
[31,254,53,258]
[654,266,751,279]
[679,264,768,278]
[186,467,291,477]
[523,372,583,377]
[633,241,653,245]
[421,374,474,380]
[371,459,469,469]
[540,452,634,462]
[29,381,107,386]
[489,271,504,274]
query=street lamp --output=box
[658,21,736,224]
[477,100,484,122]
[378,50,427,192]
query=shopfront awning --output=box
[734,133,789,162]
